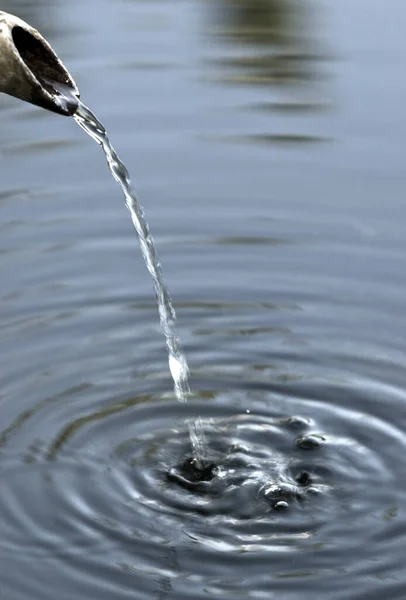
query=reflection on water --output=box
[200,132,330,145]
[209,0,323,85]
[207,0,330,142]
[211,0,299,43]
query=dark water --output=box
[0,1,406,598]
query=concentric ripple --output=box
[0,370,405,599]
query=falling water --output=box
[69,98,206,463]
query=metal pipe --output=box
[0,11,79,116]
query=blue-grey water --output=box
[1,1,406,599]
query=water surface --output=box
[0,1,406,598]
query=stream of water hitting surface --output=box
[70,98,206,463]
[2,4,406,596]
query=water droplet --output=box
[274,501,289,510]
[296,433,326,450]
[287,415,311,429]
[264,482,296,500]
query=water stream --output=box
[71,98,206,464]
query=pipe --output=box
[0,11,79,116]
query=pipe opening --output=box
[12,25,72,94]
